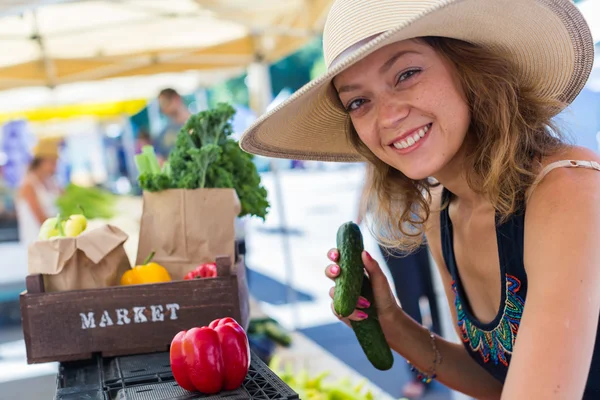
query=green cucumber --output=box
[350,274,394,371]
[334,221,394,371]
[333,222,365,318]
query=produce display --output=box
[269,355,406,400]
[184,262,217,280]
[170,317,250,394]
[38,213,88,240]
[29,105,398,399]
[134,103,269,220]
[56,183,117,220]
[247,317,292,348]
[335,222,394,371]
[120,251,172,285]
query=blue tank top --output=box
[440,186,600,399]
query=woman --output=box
[240,0,600,398]
[16,139,61,244]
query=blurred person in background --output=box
[357,163,441,399]
[0,152,17,226]
[15,138,62,245]
[156,88,191,163]
[135,129,153,154]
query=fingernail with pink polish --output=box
[330,265,340,275]
[364,251,373,261]
[328,249,338,260]
[356,311,368,320]
[358,297,370,308]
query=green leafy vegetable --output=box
[56,184,117,220]
[135,103,269,219]
[136,147,174,192]
[205,139,269,219]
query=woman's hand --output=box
[325,248,400,334]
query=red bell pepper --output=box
[170,317,250,394]
[184,262,218,280]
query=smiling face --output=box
[333,38,471,180]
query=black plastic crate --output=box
[55,350,299,400]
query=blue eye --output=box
[346,98,366,112]
[396,69,421,84]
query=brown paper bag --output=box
[28,224,131,293]
[136,188,241,280]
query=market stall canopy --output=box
[0,0,331,91]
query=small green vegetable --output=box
[334,222,365,318]
[334,221,394,371]
[248,317,292,347]
[350,274,394,371]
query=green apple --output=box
[38,217,60,240]
[64,214,87,237]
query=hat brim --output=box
[240,0,595,162]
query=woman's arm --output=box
[501,164,600,399]
[384,307,503,399]
[19,181,48,224]
[381,187,503,399]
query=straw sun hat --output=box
[239,0,595,162]
[32,138,60,159]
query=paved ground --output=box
[0,323,58,399]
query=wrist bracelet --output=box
[406,331,443,384]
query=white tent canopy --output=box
[0,0,597,111]
[0,0,330,91]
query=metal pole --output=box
[270,158,298,330]
[247,59,299,330]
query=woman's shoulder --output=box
[18,175,33,191]
[539,145,600,168]
[17,174,39,197]
[533,145,600,189]
[527,145,600,210]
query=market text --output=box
[79,303,180,329]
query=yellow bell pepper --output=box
[120,251,172,285]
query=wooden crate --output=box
[20,255,249,364]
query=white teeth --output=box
[392,124,431,150]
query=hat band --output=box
[328,33,383,71]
